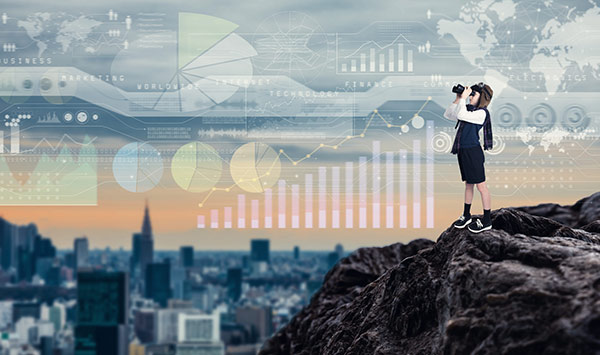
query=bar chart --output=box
[198,121,435,230]
[337,36,414,74]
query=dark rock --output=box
[260,192,600,355]
[515,191,600,228]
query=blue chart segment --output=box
[113,142,163,193]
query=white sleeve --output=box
[443,102,459,121]
[455,99,486,125]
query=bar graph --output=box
[198,122,435,230]
[337,34,415,74]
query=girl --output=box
[443,82,494,233]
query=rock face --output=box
[260,192,600,355]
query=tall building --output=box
[327,251,339,269]
[130,233,142,278]
[177,312,224,355]
[33,235,56,282]
[139,202,154,280]
[335,243,344,259]
[250,239,270,263]
[40,335,54,355]
[0,218,13,270]
[133,308,155,344]
[293,246,300,260]
[185,284,217,312]
[17,246,33,282]
[155,308,198,344]
[171,263,187,300]
[73,237,89,269]
[75,270,128,355]
[47,304,65,333]
[179,246,194,268]
[64,252,75,269]
[145,261,171,307]
[177,312,220,342]
[227,268,242,302]
[235,306,272,344]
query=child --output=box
[443,82,494,233]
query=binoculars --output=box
[452,82,485,96]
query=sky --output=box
[0,0,599,251]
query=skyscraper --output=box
[227,268,242,302]
[250,239,270,263]
[145,261,171,307]
[73,237,89,269]
[335,243,344,259]
[293,246,300,260]
[139,202,154,280]
[0,218,13,270]
[235,305,273,344]
[75,270,128,355]
[179,246,194,268]
[17,246,33,282]
[130,233,141,278]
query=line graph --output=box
[197,97,432,208]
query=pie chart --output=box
[110,13,257,112]
[113,142,164,192]
[171,142,222,192]
[230,142,281,193]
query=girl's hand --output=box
[460,86,472,99]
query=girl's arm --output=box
[443,95,461,120]
[455,98,486,125]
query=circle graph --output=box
[230,143,281,193]
[113,142,164,192]
[110,13,257,113]
[171,142,222,192]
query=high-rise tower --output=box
[131,201,154,283]
[139,201,154,280]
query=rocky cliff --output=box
[260,192,600,354]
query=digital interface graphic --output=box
[1,2,598,250]
[0,1,599,352]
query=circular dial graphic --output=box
[76,111,88,123]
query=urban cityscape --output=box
[0,204,345,354]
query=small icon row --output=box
[63,111,99,124]
[3,43,16,52]
[3,113,32,127]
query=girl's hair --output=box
[477,84,493,108]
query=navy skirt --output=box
[457,145,485,184]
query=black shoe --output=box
[467,218,492,233]
[452,215,472,229]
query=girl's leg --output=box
[453,183,475,227]
[476,181,492,227]
[476,181,491,210]
[465,183,474,204]
[462,183,474,218]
